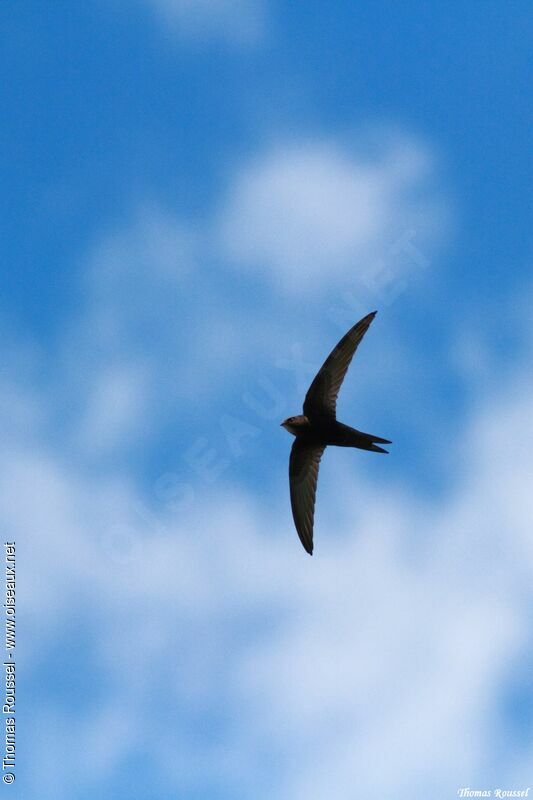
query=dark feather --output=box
[289,439,326,555]
[303,311,377,420]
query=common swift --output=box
[281,311,391,555]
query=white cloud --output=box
[145,0,266,46]
[218,132,449,296]
[87,203,194,307]
[77,361,149,454]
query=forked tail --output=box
[355,430,392,454]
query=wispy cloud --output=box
[144,0,266,46]
[77,361,149,454]
[217,131,450,298]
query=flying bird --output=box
[281,311,391,555]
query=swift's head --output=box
[280,415,309,436]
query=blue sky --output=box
[2,2,532,798]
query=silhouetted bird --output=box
[281,311,391,555]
